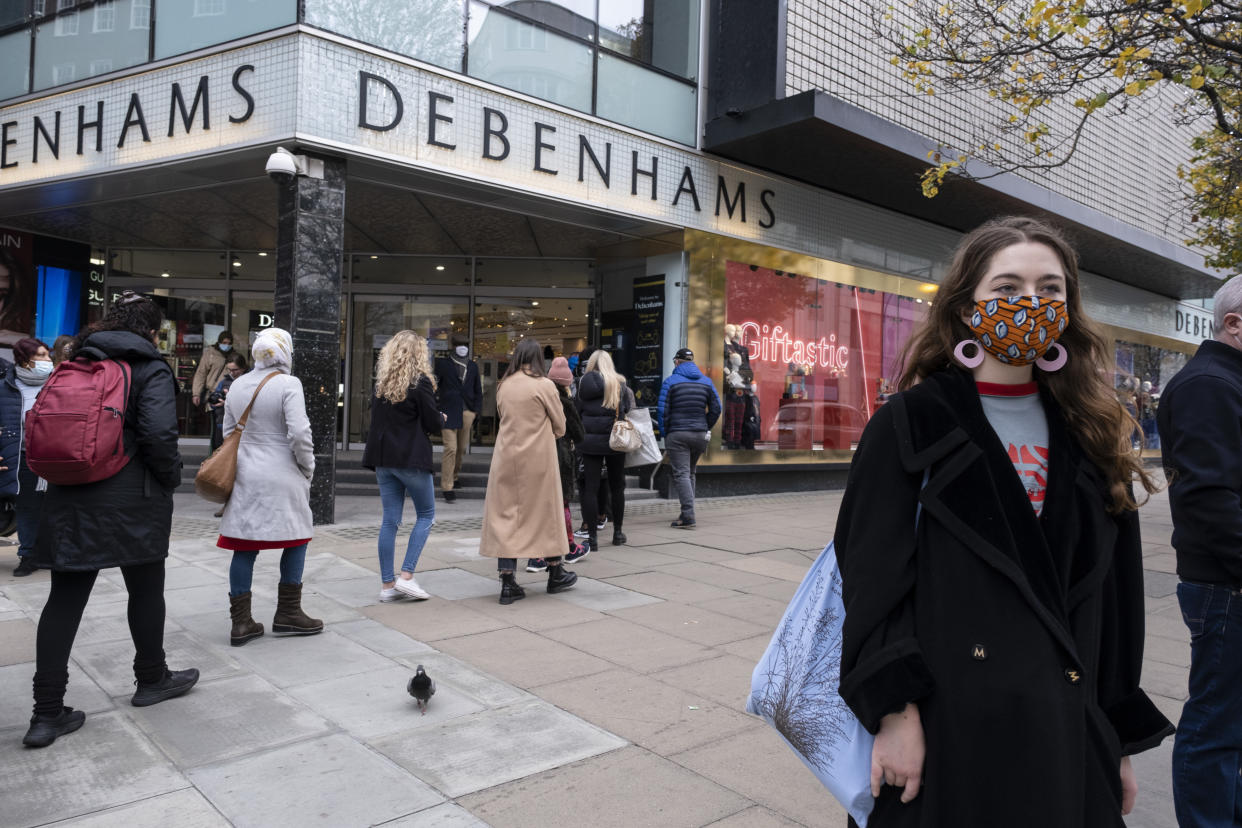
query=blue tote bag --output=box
[746,472,927,827]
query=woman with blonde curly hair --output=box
[362,331,444,602]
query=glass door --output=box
[349,294,470,445]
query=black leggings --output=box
[33,561,168,715]
[581,453,625,536]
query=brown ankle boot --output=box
[229,592,264,647]
[272,583,323,636]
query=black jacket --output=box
[32,331,182,571]
[434,356,482,429]
[1157,338,1242,586]
[362,375,443,472]
[836,369,1171,827]
[576,372,632,456]
[0,361,21,498]
[556,388,585,501]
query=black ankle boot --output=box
[588,534,599,552]
[612,529,627,546]
[499,572,526,605]
[546,563,578,594]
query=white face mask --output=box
[32,360,52,377]
[454,346,469,358]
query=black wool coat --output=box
[0,361,22,497]
[362,375,443,473]
[835,368,1171,828]
[32,331,182,571]
[434,356,482,429]
[576,371,632,456]
[556,389,585,501]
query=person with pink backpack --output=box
[22,290,199,748]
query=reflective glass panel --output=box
[153,0,295,59]
[595,52,695,144]
[1114,339,1191,454]
[723,260,928,451]
[145,289,226,437]
[472,258,591,288]
[32,1,148,90]
[304,0,464,71]
[467,1,592,113]
[112,249,226,280]
[0,29,30,99]
[229,250,275,281]
[495,0,595,41]
[0,0,27,29]
[598,0,698,79]
[349,255,471,286]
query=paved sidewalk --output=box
[0,487,1186,827]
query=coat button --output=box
[1064,668,1083,685]
[972,644,987,661]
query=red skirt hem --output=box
[216,536,312,552]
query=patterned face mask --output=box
[967,296,1068,365]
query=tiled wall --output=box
[784,1,1205,253]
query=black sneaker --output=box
[525,558,549,573]
[443,490,457,503]
[131,668,200,707]
[612,530,627,546]
[22,707,85,748]
[13,557,38,577]
[573,525,591,539]
[670,517,696,529]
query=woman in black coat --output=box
[575,349,632,550]
[835,217,1172,827]
[362,331,443,603]
[24,291,198,748]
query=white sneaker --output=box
[379,587,406,603]
[394,576,430,600]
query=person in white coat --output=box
[216,327,322,646]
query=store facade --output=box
[0,4,1224,515]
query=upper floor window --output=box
[53,10,77,36]
[193,0,226,16]
[93,1,115,33]
[130,0,150,29]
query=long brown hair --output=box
[502,338,546,381]
[899,216,1156,512]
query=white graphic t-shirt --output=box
[977,381,1049,516]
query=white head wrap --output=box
[252,327,293,373]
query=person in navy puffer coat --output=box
[657,348,721,529]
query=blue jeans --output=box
[376,467,435,584]
[229,544,308,597]
[15,452,43,558]
[1172,581,1242,828]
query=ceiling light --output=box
[160,272,170,278]
[370,255,378,260]
[232,260,241,267]
[531,301,539,306]
[257,252,268,257]
[435,265,445,271]
[919,283,939,293]
[89,257,105,266]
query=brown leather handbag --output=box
[194,372,280,504]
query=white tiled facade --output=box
[784,1,1206,253]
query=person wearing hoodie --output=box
[657,347,721,529]
[8,337,51,576]
[24,291,198,748]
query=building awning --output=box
[704,90,1223,300]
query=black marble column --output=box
[274,153,345,526]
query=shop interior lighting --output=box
[232,260,241,267]
[531,300,539,306]
[371,255,379,260]
[258,252,268,257]
[160,272,170,278]
[89,257,106,266]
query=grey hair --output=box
[1213,277,1242,332]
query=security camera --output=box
[265,147,299,185]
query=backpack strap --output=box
[234,372,281,432]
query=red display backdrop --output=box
[724,261,927,450]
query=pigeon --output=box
[407,665,435,714]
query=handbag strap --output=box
[234,372,281,433]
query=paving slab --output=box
[718,556,812,583]
[378,803,490,826]
[70,604,184,649]
[0,660,113,732]
[654,560,783,591]
[601,572,740,604]
[307,575,389,608]
[0,617,35,666]
[545,616,716,675]
[288,663,486,740]
[391,652,534,709]
[330,618,437,659]
[704,805,804,827]
[163,584,242,620]
[693,593,790,629]
[671,726,847,827]
[609,601,770,647]
[535,667,763,755]
[1141,658,1190,702]
[458,745,749,828]
[73,629,241,697]
[124,673,331,767]
[642,542,744,564]
[736,579,799,603]
[189,733,443,828]
[653,654,760,710]
[589,545,688,568]
[373,699,626,798]
[47,787,229,827]
[223,629,394,689]
[363,599,509,643]
[544,576,663,612]
[1128,740,1178,828]
[415,568,503,601]
[717,634,771,665]
[457,592,606,632]
[159,564,228,592]
[433,627,613,689]
[2,710,189,827]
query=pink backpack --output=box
[25,358,133,485]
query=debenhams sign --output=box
[0,35,782,237]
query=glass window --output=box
[111,249,226,280]
[496,0,595,41]
[473,258,592,289]
[0,29,30,100]
[467,1,592,113]
[145,289,226,437]
[349,255,471,286]
[304,0,464,72]
[229,250,275,280]
[0,0,27,28]
[129,0,148,29]
[598,0,698,79]
[32,0,148,90]
[1114,339,1191,453]
[723,260,929,452]
[595,52,695,144]
[153,0,295,59]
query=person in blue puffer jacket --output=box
[657,348,721,529]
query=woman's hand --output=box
[871,702,925,803]
[1120,755,1137,815]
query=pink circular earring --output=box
[953,339,986,369]
[1035,343,1068,372]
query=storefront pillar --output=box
[274,152,345,526]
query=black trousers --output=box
[581,453,625,536]
[32,561,168,715]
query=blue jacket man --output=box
[1156,277,1242,828]
[657,348,721,528]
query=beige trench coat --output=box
[479,371,567,560]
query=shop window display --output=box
[723,260,927,451]
[1114,340,1190,452]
